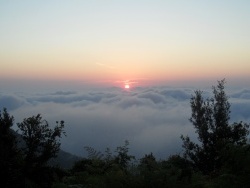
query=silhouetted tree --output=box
[181,79,249,174]
[167,155,192,182]
[0,108,22,187]
[139,152,157,172]
[17,114,65,186]
[84,146,104,160]
[114,140,135,171]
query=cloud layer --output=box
[1,86,250,159]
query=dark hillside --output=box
[13,129,81,169]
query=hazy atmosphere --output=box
[1,0,250,159]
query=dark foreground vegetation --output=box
[1,80,250,188]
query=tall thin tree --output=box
[181,79,249,174]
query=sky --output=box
[0,0,250,87]
[0,1,250,158]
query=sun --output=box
[124,84,130,89]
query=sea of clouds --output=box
[1,84,250,159]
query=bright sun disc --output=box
[125,84,130,89]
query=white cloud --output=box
[231,89,250,99]
[0,94,27,110]
[1,85,250,159]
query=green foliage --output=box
[213,144,250,187]
[181,79,250,175]
[70,150,202,187]
[69,141,136,188]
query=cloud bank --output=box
[1,86,250,159]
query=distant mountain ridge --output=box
[49,149,82,169]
